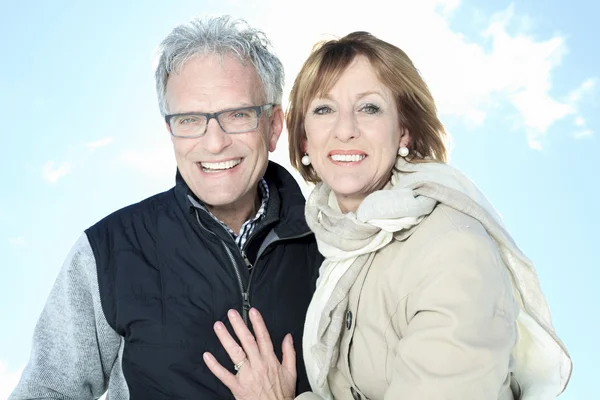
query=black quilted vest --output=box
[86,162,322,399]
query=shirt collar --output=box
[187,177,270,237]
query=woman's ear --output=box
[399,128,412,148]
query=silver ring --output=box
[234,358,247,372]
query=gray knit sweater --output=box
[9,234,129,400]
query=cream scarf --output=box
[302,158,572,400]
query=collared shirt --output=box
[190,178,270,250]
[228,178,269,249]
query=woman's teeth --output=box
[330,154,366,162]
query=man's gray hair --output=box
[155,15,284,116]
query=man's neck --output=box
[207,189,260,236]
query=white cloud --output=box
[0,362,23,400]
[527,137,544,151]
[568,78,596,102]
[8,237,28,247]
[42,161,71,184]
[254,0,595,150]
[564,79,596,139]
[86,137,114,150]
[573,129,593,139]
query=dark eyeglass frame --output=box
[165,103,275,138]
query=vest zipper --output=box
[195,209,314,326]
[235,230,315,324]
[220,242,250,324]
[241,251,254,324]
[194,210,251,325]
[239,231,313,322]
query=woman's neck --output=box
[333,175,392,214]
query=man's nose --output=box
[203,118,232,154]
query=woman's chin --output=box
[328,182,364,197]
[326,177,379,198]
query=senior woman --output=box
[203,31,572,400]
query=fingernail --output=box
[287,334,294,345]
[203,352,212,361]
[228,309,237,319]
[250,308,258,316]
[214,322,224,330]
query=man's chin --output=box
[197,192,253,210]
[189,181,253,208]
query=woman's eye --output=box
[312,105,332,115]
[361,103,381,114]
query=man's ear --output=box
[267,106,284,152]
[166,122,176,144]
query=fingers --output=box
[213,320,248,366]
[281,333,297,378]
[249,308,275,354]
[203,352,240,392]
[227,309,262,362]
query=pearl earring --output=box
[398,146,409,157]
[301,154,311,166]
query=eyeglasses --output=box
[165,104,274,138]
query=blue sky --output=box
[0,0,597,398]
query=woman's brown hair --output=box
[287,31,448,183]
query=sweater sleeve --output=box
[9,233,122,400]
[384,228,519,400]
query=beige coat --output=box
[298,204,521,400]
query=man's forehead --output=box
[164,53,265,113]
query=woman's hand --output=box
[203,307,297,400]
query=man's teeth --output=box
[330,154,366,162]
[200,159,241,171]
